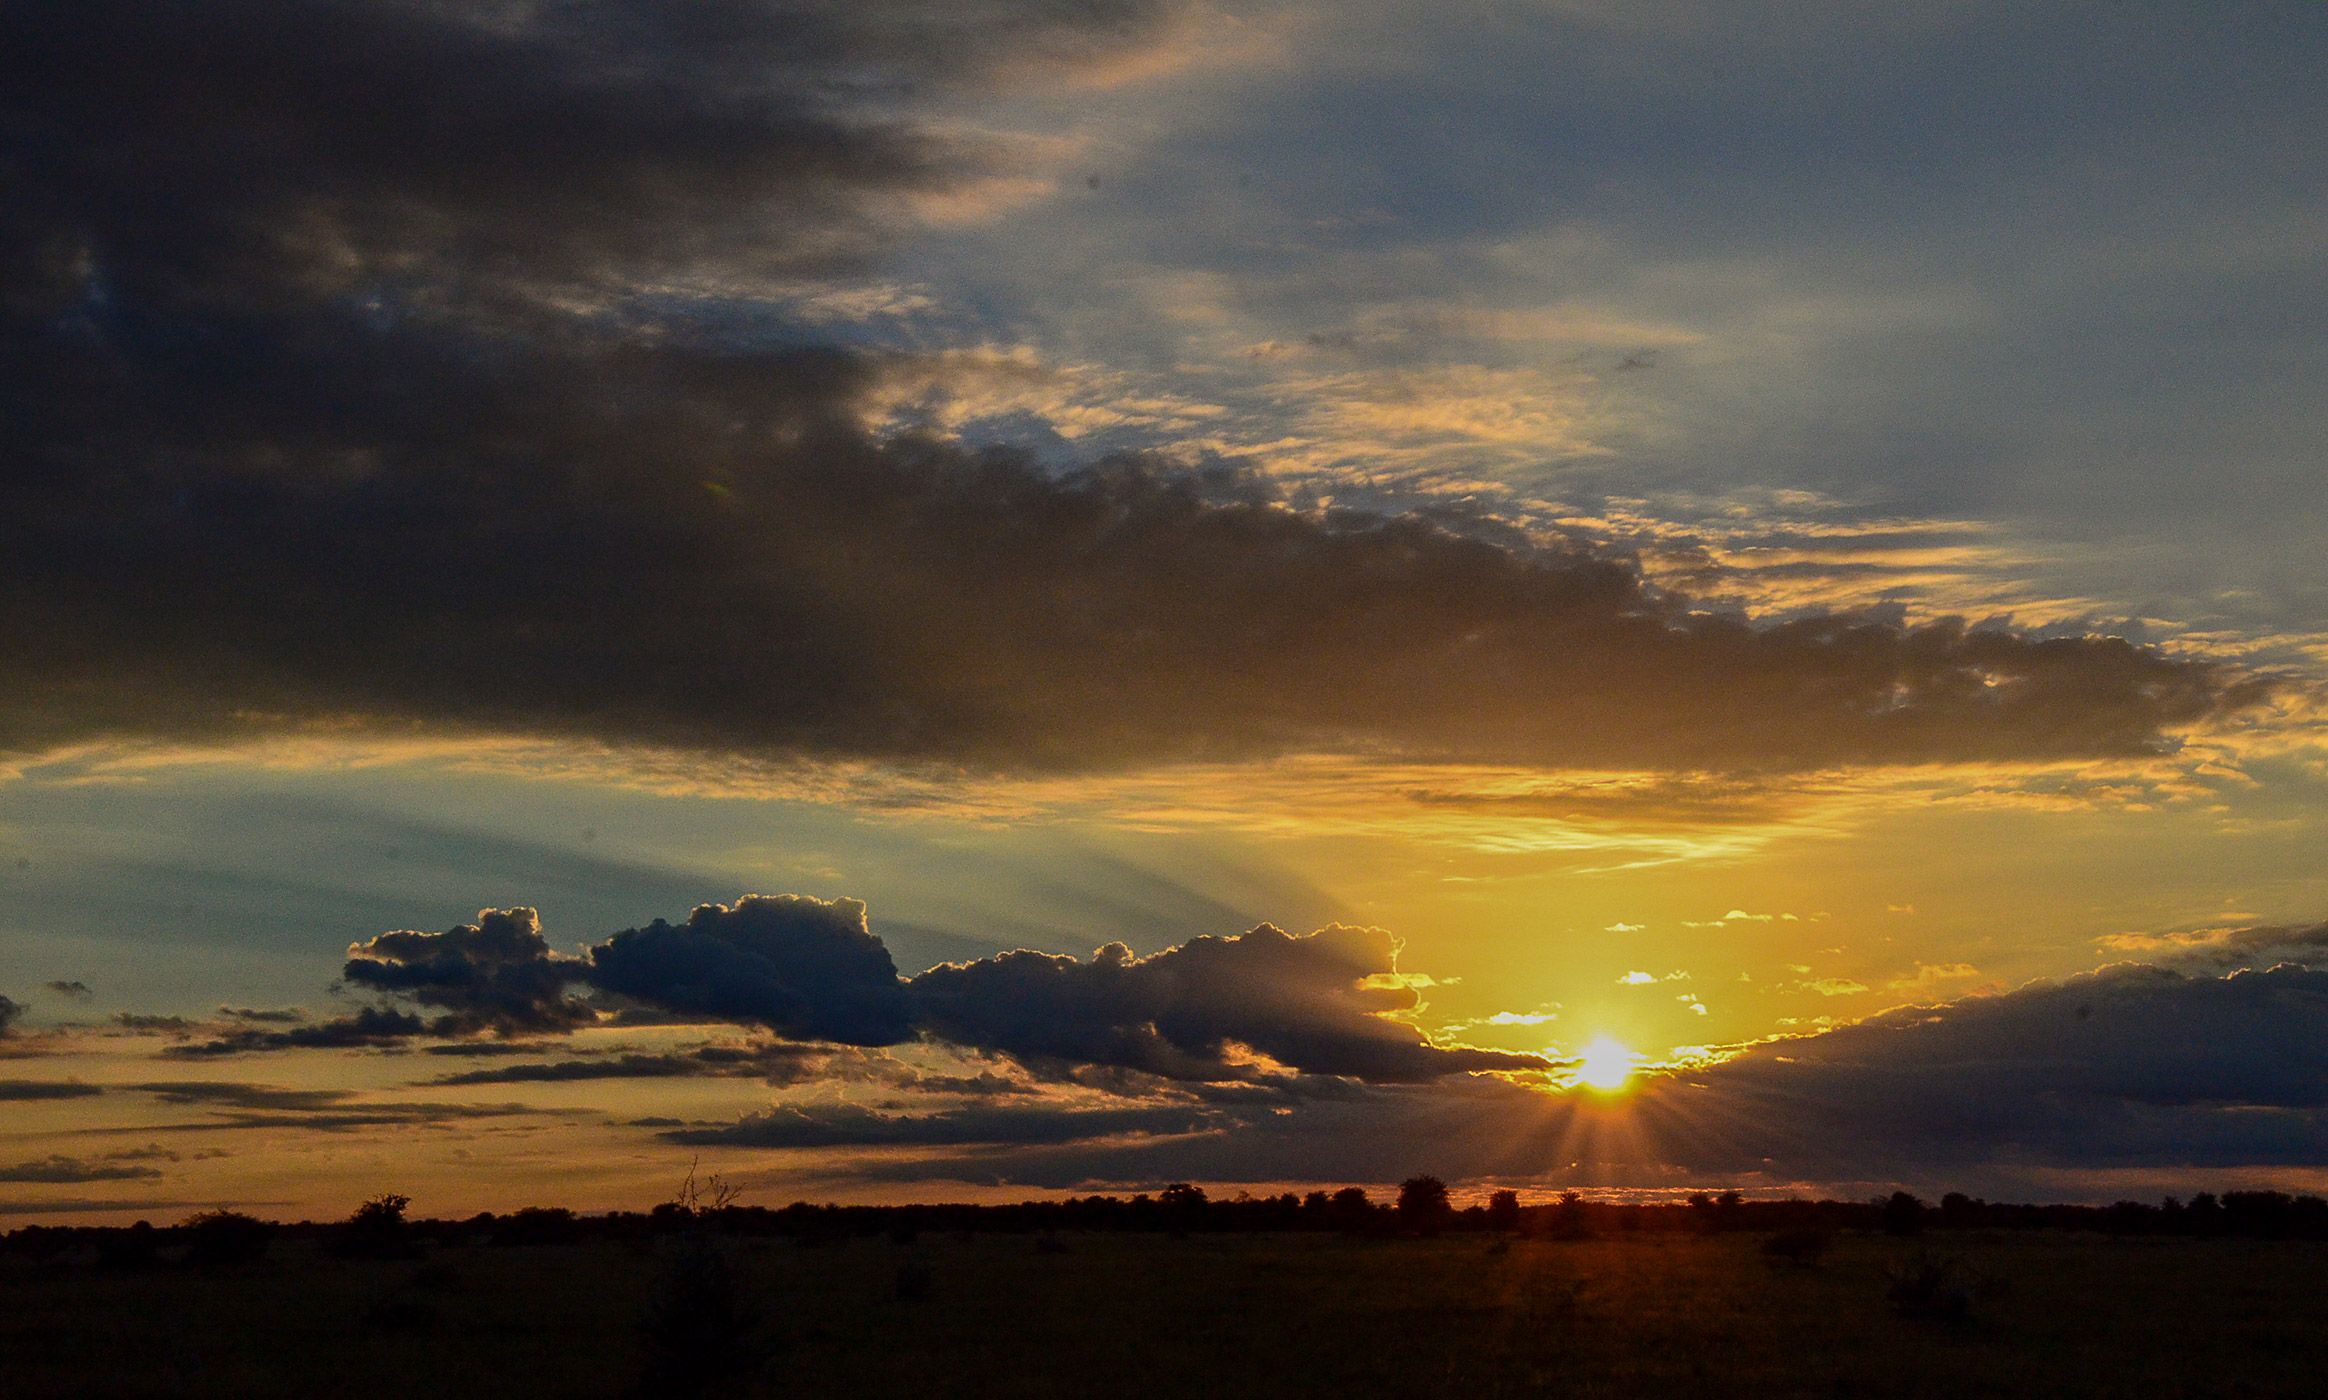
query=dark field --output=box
[6,1229,2326,1398]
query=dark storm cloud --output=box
[587,896,915,1045]
[909,922,1544,1082]
[0,2,2260,779]
[344,907,594,1033]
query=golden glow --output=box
[1573,1034,1637,1093]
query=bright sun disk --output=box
[1575,1034,1636,1092]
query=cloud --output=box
[125,1079,543,1131]
[1658,962,2328,1181]
[0,1155,164,1184]
[43,981,93,1001]
[2095,920,2328,973]
[0,6,2260,782]
[305,894,1533,1084]
[587,896,914,1045]
[909,922,1544,1082]
[217,1007,307,1025]
[417,1043,842,1086]
[344,907,594,1033]
[167,1006,428,1057]
[0,996,20,1036]
[0,1079,104,1101]
[816,959,2328,1195]
[669,1100,1212,1150]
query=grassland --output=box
[5,1228,2325,1398]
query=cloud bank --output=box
[0,0,2263,780]
[313,897,1529,1084]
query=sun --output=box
[1573,1034,1637,1093]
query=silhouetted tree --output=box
[1398,1175,1452,1234]
[1881,1191,1926,1236]
[180,1209,271,1266]
[334,1193,417,1259]
[1486,1189,1522,1232]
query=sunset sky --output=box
[3,0,2325,1222]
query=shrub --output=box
[636,1239,763,1398]
[1882,1250,2004,1323]
[180,1209,272,1266]
[1760,1228,1832,1269]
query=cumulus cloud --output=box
[344,908,593,1033]
[588,896,914,1045]
[908,922,1544,1082]
[250,894,1535,1085]
[0,1,2259,781]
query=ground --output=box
[5,1229,2324,1397]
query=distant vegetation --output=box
[9,1184,2328,1259]
[5,1183,2328,1398]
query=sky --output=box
[2,0,2325,1221]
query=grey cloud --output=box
[832,959,2328,1196]
[668,1099,1212,1150]
[909,922,1545,1082]
[166,1006,429,1056]
[344,907,594,1033]
[0,996,22,1036]
[0,1155,164,1184]
[217,1007,308,1024]
[130,1081,354,1111]
[418,1046,827,1086]
[586,896,915,1045]
[0,3,2261,782]
[44,981,93,1001]
[0,1080,104,1101]
[1657,962,2328,1178]
[125,1079,546,1132]
[298,896,1532,1086]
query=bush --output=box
[180,1209,271,1267]
[1760,1228,1832,1269]
[1882,1250,2004,1323]
[636,1239,763,1398]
